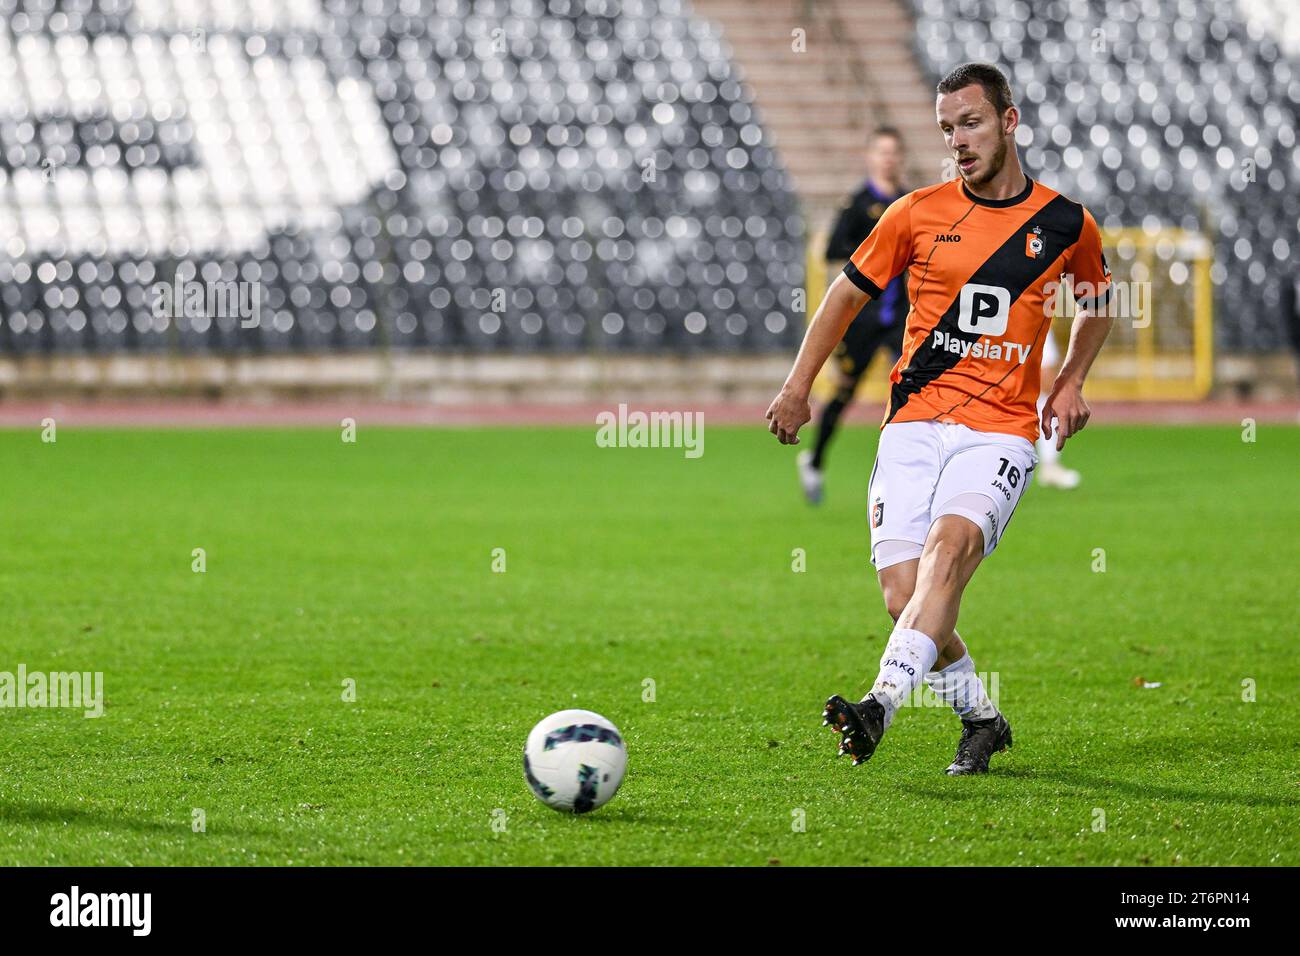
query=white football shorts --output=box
[867,420,1038,570]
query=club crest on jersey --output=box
[871,498,885,529]
[1025,225,1045,259]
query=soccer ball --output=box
[523,709,627,813]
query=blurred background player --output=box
[797,127,909,504]
[1283,269,1300,392]
[1036,328,1082,488]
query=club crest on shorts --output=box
[871,497,885,529]
[1025,225,1045,259]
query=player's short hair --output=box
[936,63,1014,117]
[870,125,903,145]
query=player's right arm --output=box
[766,274,870,444]
[766,195,912,445]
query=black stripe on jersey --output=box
[885,194,1084,425]
[1076,285,1113,313]
[843,261,883,298]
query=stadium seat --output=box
[910,0,1299,350]
[0,0,803,355]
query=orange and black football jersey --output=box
[843,176,1111,442]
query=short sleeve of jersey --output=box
[1068,208,1111,313]
[843,196,911,298]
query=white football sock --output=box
[924,650,998,721]
[1036,391,1060,466]
[867,627,938,728]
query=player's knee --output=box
[873,542,922,618]
[873,572,915,624]
[925,517,984,577]
[880,581,913,621]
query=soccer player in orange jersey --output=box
[766,63,1114,774]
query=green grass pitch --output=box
[1,422,1296,866]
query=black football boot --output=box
[945,713,1013,775]
[822,694,887,766]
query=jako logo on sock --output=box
[882,658,916,677]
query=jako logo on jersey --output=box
[871,498,884,529]
[932,329,1032,365]
[1025,225,1045,259]
[934,233,961,242]
[956,283,1010,336]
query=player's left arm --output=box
[1041,307,1112,450]
[1040,208,1114,451]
